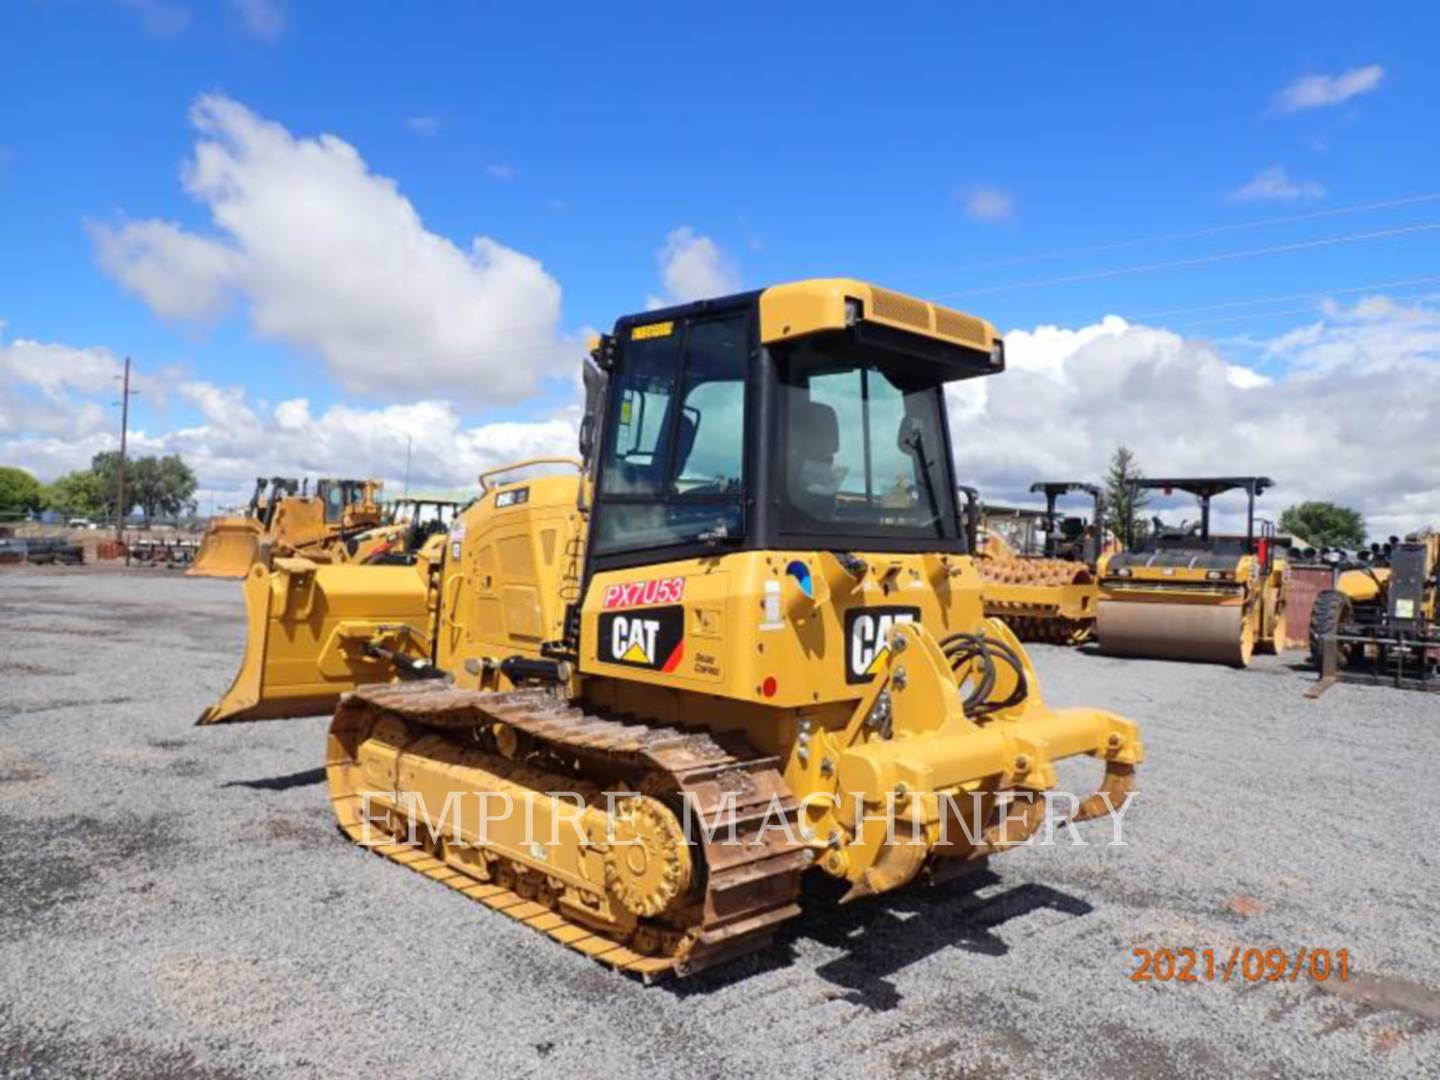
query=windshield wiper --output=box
[900,422,943,527]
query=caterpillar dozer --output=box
[200,280,1144,977]
[979,482,1108,644]
[188,477,386,578]
[265,477,386,557]
[1097,477,1286,666]
[1308,529,1440,693]
[188,476,301,578]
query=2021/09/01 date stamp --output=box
[1131,947,1351,983]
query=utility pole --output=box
[403,435,413,499]
[114,357,139,547]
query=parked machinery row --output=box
[976,477,1287,668]
[189,478,458,578]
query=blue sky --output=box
[2,1,1438,529]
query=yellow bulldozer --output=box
[189,477,386,578]
[1309,529,1440,692]
[978,481,1108,644]
[1097,477,1287,667]
[189,476,300,578]
[199,279,1143,977]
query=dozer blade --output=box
[1097,598,1252,667]
[199,558,434,724]
[187,518,264,578]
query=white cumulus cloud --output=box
[951,296,1440,538]
[1272,65,1384,113]
[647,227,740,309]
[10,287,1440,539]
[91,94,569,406]
[1230,166,1324,202]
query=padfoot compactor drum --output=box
[1097,477,1287,667]
[201,279,1144,977]
[979,482,1107,644]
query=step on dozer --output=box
[201,279,1145,977]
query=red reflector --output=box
[761,676,778,698]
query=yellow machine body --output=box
[1308,531,1440,678]
[977,531,1098,645]
[188,478,390,579]
[1334,565,1388,604]
[202,279,1144,977]
[187,516,265,578]
[1097,549,1287,666]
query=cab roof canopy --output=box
[1133,477,1274,499]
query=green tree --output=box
[89,451,123,518]
[43,470,108,518]
[0,465,43,516]
[1280,501,1366,550]
[129,454,197,522]
[1104,445,1149,549]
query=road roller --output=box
[1097,477,1287,667]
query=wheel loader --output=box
[340,497,462,566]
[1309,529,1440,692]
[979,482,1108,644]
[200,279,1144,977]
[1097,477,1287,667]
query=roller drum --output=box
[1097,600,1253,667]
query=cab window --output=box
[593,313,748,556]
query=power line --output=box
[1171,305,1354,330]
[938,223,1440,299]
[1127,274,1440,319]
[1169,287,1440,330]
[922,192,1440,276]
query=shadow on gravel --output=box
[221,766,326,791]
[799,872,1093,1011]
[0,813,189,927]
[0,1004,250,1080]
[668,868,1094,1008]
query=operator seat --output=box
[787,399,840,522]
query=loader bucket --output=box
[187,518,264,578]
[199,557,434,724]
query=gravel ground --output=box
[1,565,1437,1079]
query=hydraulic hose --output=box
[939,631,1030,715]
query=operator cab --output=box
[1123,477,1277,570]
[583,281,1004,569]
